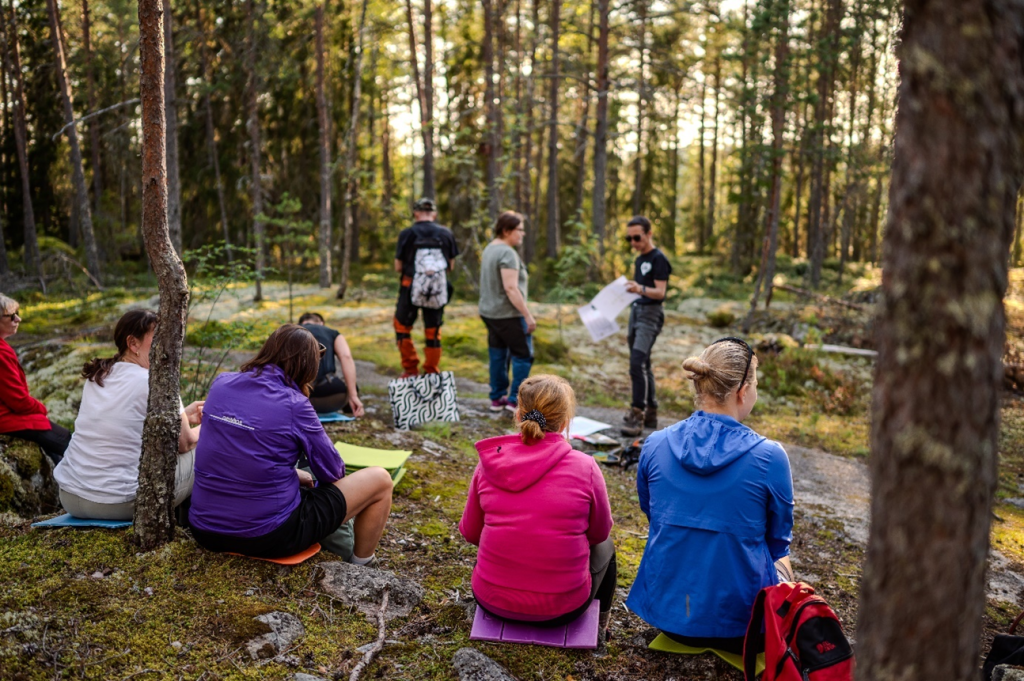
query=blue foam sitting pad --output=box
[318,412,356,423]
[31,514,133,529]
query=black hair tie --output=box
[522,409,547,430]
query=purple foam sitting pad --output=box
[470,600,600,649]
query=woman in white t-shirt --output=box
[54,309,203,520]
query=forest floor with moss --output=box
[2,263,1024,680]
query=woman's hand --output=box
[184,401,205,426]
[348,393,365,418]
[296,469,316,488]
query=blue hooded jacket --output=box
[625,411,794,638]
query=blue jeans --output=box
[481,316,534,404]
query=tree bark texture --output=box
[134,0,189,551]
[336,0,369,299]
[404,0,435,199]
[316,1,332,287]
[856,2,1024,679]
[47,0,102,282]
[162,0,182,254]
[195,0,231,262]
[482,0,500,221]
[591,0,610,254]
[81,0,102,216]
[696,70,707,253]
[245,0,264,300]
[706,54,721,248]
[4,1,39,279]
[631,0,647,217]
[545,0,561,259]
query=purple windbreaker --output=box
[188,364,345,537]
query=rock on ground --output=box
[318,561,424,620]
[0,438,59,517]
[245,611,305,660]
[995,666,1024,681]
[452,647,519,681]
[292,674,328,681]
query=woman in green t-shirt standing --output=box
[478,212,535,412]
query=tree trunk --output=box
[744,0,789,329]
[664,84,681,255]
[81,0,102,216]
[521,0,540,264]
[482,0,500,221]
[162,0,181,254]
[194,0,231,262]
[856,2,1024,679]
[544,0,560,259]
[570,0,596,222]
[591,0,610,253]
[404,0,435,199]
[244,0,264,300]
[706,54,721,248]
[696,70,707,253]
[134,0,190,552]
[46,0,102,282]
[316,1,332,287]
[4,1,39,279]
[336,0,369,299]
[631,0,647,216]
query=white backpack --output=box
[410,246,449,309]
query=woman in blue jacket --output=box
[626,337,794,654]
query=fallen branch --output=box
[52,99,140,141]
[804,343,878,358]
[349,587,389,681]
[774,283,866,311]
[50,251,104,290]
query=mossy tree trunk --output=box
[855,1,1024,679]
[134,0,189,551]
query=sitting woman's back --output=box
[460,375,615,634]
[626,339,794,651]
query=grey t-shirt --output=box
[479,241,528,319]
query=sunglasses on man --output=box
[710,336,755,388]
[317,343,327,358]
[624,234,645,243]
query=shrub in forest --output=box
[707,306,736,328]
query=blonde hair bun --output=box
[682,357,713,378]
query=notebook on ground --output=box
[470,600,600,649]
[318,412,356,423]
[333,442,412,484]
[228,543,321,565]
[31,514,132,529]
[649,633,765,674]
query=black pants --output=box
[627,304,665,410]
[5,421,71,466]
[309,376,353,414]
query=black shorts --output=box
[480,316,533,359]
[394,284,448,329]
[190,484,348,559]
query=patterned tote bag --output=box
[388,372,460,430]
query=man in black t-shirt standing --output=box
[622,215,672,436]
[393,198,460,377]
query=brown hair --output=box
[682,342,759,407]
[241,324,321,396]
[81,309,159,387]
[298,312,325,325]
[515,374,576,445]
[493,211,523,238]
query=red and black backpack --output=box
[743,582,854,681]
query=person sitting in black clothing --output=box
[298,312,364,417]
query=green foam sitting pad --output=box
[648,633,765,674]
[334,442,411,485]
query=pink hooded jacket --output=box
[459,432,614,619]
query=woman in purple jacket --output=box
[189,324,393,565]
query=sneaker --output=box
[489,398,509,412]
[504,401,518,413]
[644,406,658,429]
[621,407,644,437]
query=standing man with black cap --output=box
[621,215,672,436]
[393,198,460,377]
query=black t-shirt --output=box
[302,323,340,383]
[395,221,460,277]
[633,247,672,305]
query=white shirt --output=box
[54,362,182,504]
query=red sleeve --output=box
[458,467,485,546]
[586,459,614,545]
[0,344,47,417]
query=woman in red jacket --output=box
[0,294,71,464]
[459,374,616,639]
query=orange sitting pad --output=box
[228,543,322,565]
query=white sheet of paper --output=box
[590,276,641,319]
[569,416,614,438]
[578,304,620,342]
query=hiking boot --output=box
[505,401,518,413]
[489,398,510,412]
[621,407,644,437]
[644,406,658,429]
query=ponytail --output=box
[82,309,158,387]
[515,374,576,445]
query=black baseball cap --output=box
[413,197,437,212]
